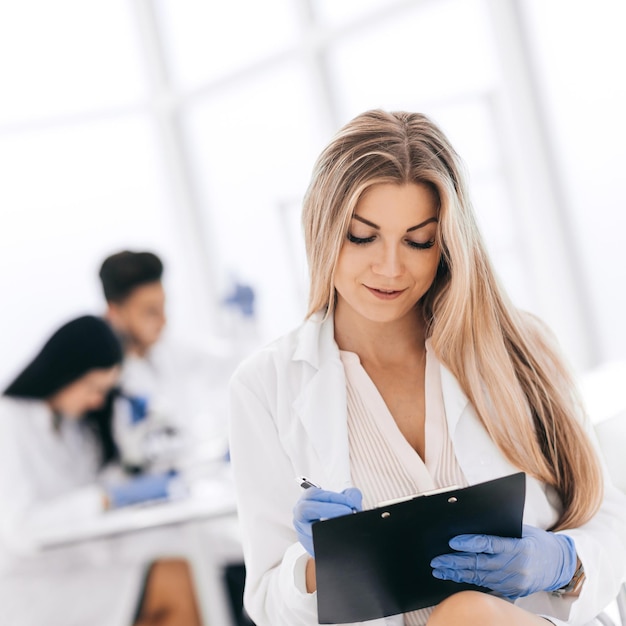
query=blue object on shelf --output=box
[223,282,255,318]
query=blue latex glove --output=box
[293,487,363,557]
[107,471,176,509]
[430,524,577,599]
[125,395,149,424]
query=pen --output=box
[298,477,361,514]
[297,476,322,490]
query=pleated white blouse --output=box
[340,340,468,626]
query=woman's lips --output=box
[365,286,405,300]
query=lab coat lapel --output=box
[438,359,470,437]
[438,356,521,485]
[292,315,352,492]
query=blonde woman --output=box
[228,110,626,626]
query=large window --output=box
[1,0,624,387]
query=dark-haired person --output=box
[0,315,201,626]
[99,250,231,472]
[99,250,167,360]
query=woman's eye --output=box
[407,239,435,250]
[347,232,435,249]
[347,233,375,245]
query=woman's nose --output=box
[372,244,403,277]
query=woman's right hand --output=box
[293,487,362,556]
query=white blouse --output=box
[340,340,468,626]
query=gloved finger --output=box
[431,552,508,573]
[341,487,363,512]
[298,487,359,507]
[433,566,523,599]
[293,500,356,524]
[292,521,315,557]
[521,524,545,539]
[431,565,491,587]
[133,474,167,488]
[293,519,313,537]
[449,533,520,554]
[431,552,479,570]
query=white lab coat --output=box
[229,313,626,626]
[0,397,105,556]
[0,397,143,626]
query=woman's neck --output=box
[333,305,427,367]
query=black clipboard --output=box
[312,472,526,623]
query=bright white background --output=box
[0,0,625,389]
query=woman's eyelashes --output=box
[347,232,375,245]
[347,232,435,249]
[406,239,435,250]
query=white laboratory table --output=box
[4,467,245,626]
[36,470,238,548]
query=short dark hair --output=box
[99,250,163,303]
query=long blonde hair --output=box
[302,109,602,530]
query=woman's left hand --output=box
[430,524,577,599]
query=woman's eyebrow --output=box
[352,214,438,232]
[406,217,438,232]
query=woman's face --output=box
[334,182,440,326]
[48,366,120,419]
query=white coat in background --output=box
[114,339,235,473]
[0,397,104,555]
[229,314,626,626]
[0,396,144,626]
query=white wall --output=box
[0,0,624,389]
[524,0,626,366]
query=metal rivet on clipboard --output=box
[448,496,458,503]
[381,511,391,519]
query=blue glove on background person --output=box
[293,487,363,557]
[430,524,578,599]
[107,470,181,509]
[125,394,149,424]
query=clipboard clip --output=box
[377,484,460,508]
